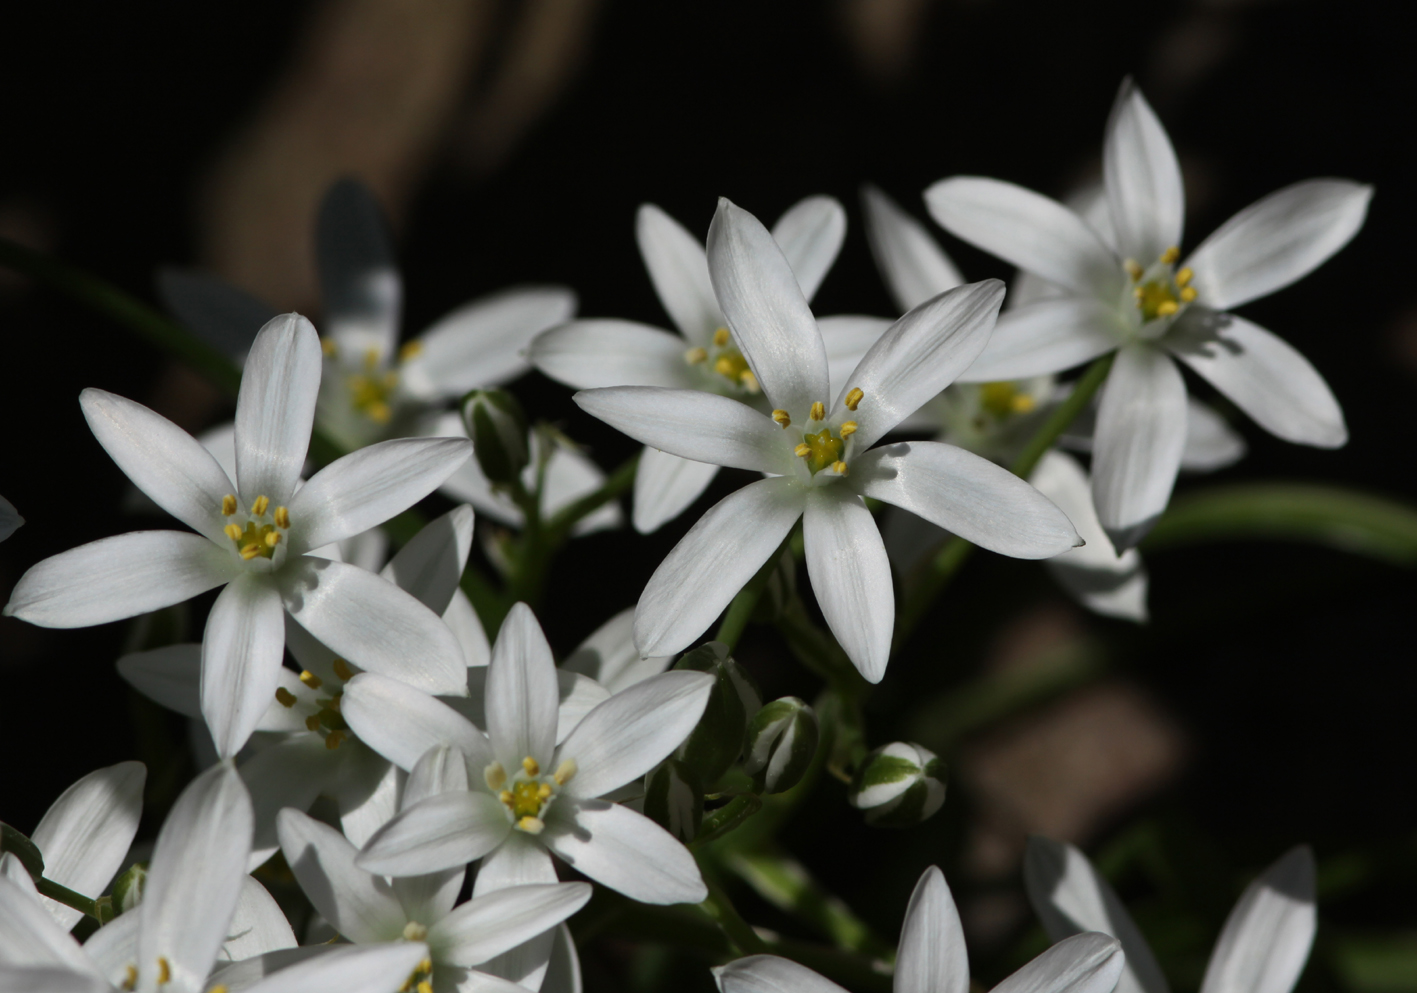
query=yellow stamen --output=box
[332,658,354,680]
[1134,286,1146,299]
[684,346,708,365]
[321,338,337,357]
[418,959,433,974]
[325,730,347,750]
[224,524,243,541]
[832,460,849,475]
[739,370,759,392]
[839,421,857,437]
[499,789,514,804]
[399,340,424,363]
[366,400,392,424]
[1124,259,1144,281]
[210,987,228,993]
[264,531,280,548]
[844,388,864,411]
[554,759,578,785]
[1180,286,1197,302]
[299,670,322,689]
[251,495,269,517]
[1176,267,1194,287]
[274,506,290,529]
[522,756,541,776]
[221,494,237,516]
[402,921,428,941]
[240,544,263,560]
[485,762,507,791]
[306,715,322,731]
[794,443,811,458]
[714,357,737,377]
[417,982,433,993]
[327,693,342,712]
[809,401,825,422]
[1012,394,1037,414]
[1160,246,1180,264]
[799,429,845,475]
[157,957,171,984]
[772,409,791,428]
[518,816,546,834]
[275,687,298,708]
[538,783,553,799]
[364,348,381,371]
[122,965,137,990]
[1156,300,1179,316]
[713,327,730,347]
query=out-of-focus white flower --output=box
[0,495,22,542]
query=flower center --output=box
[484,756,577,834]
[977,381,1036,421]
[221,494,289,561]
[1123,246,1197,324]
[272,658,358,749]
[396,938,434,993]
[685,327,760,394]
[782,390,863,478]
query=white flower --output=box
[339,603,714,906]
[0,761,432,993]
[925,80,1369,548]
[714,864,1124,993]
[560,607,676,694]
[4,315,473,758]
[528,197,846,534]
[575,198,1081,682]
[1025,837,1316,993]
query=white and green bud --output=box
[643,759,704,842]
[849,742,945,828]
[462,389,528,486]
[742,696,818,795]
[111,861,148,913]
[674,642,762,787]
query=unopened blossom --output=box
[5,315,473,758]
[715,864,1124,993]
[575,198,1080,681]
[926,80,1369,548]
[1025,837,1316,993]
[529,197,847,533]
[340,603,714,905]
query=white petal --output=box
[486,603,561,769]
[404,744,470,807]
[218,876,298,963]
[802,488,893,683]
[235,314,322,507]
[430,883,591,968]
[1200,847,1316,993]
[634,476,804,658]
[202,575,287,758]
[991,933,1125,993]
[833,280,1004,448]
[4,531,235,628]
[552,671,611,745]
[818,316,894,403]
[289,438,472,553]
[138,761,252,993]
[925,178,1122,298]
[561,608,675,694]
[556,671,713,798]
[771,195,846,301]
[707,198,830,415]
[240,734,343,867]
[856,441,1080,558]
[895,866,968,993]
[81,903,141,985]
[337,753,404,850]
[429,411,525,528]
[636,203,722,344]
[278,556,467,695]
[158,267,277,363]
[29,762,146,931]
[537,435,625,536]
[80,388,234,542]
[1023,837,1169,993]
[472,833,558,895]
[1165,311,1345,448]
[117,645,202,718]
[246,941,431,993]
[341,672,494,772]
[714,955,848,993]
[1091,344,1188,550]
[206,946,326,992]
[381,504,474,615]
[954,299,1122,384]
[445,590,492,668]
[390,752,471,919]
[862,184,964,312]
[1184,180,1372,310]
[574,387,785,474]
[1182,399,1247,472]
[1104,81,1185,263]
[528,320,696,389]
[357,792,512,876]
[542,925,582,993]
[317,178,401,362]
[276,809,404,943]
[404,287,578,397]
[632,447,722,534]
[0,875,93,972]
[542,799,705,905]
[0,495,21,543]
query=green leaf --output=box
[1332,932,1417,993]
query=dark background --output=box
[2,2,1414,990]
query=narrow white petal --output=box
[202,574,287,758]
[529,320,696,389]
[895,866,968,993]
[557,671,713,798]
[288,437,472,553]
[245,941,431,993]
[0,875,94,972]
[818,315,894,402]
[430,411,525,529]
[81,903,140,985]
[637,203,722,344]
[381,504,474,615]
[538,434,625,536]
[445,589,492,668]
[404,744,470,807]
[802,489,893,683]
[954,299,1122,384]
[714,955,848,993]
[357,792,512,876]
[991,933,1125,993]
[337,753,404,850]
[4,531,234,628]
[1104,81,1185,262]
[561,608,675,694]
[856,441,1080,558]
[389,750,472,918]
[707,198,831,414]
[276,809,404,943]
[341,672,494,771]
[1200,847,1316,993]
[486,603,561,769]
[925,177,1123,298]
[0,966,108,993]
[574,387,786,474]
[632,447,722,534]
[834,279,1005,448]
[240,733,343,867]
[634,477,804,658]
[1184,180,1372,310]
[542,800,705,904]
[862,184,964,312]
[117,644,203,717]
[218,876,298,963]
[1165,311,1345,448]
[430,883,592,968]
[541,924,582,993]
[80,388,234,542]
[1091,344,1188,550]
[472,833,558,895]
[771,195,846,301]
[235,314,322,507]
[0,495,22,543]
[317,178,401,362]
[1182,398,1247,472]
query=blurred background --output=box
[2,1,1415,991]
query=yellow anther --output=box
[240,544,263,560]
[122,964,137,990]
[221,494,237,516]
[839,421,857,437]
[832,461,849,475]
[522,756,541,776]
[327,692,342,712]
[1134,286,1146,299]
[299,670,322,689]
[399,340,424,363]
[809,401,825,422]
[1156,300,1179,317]
[264,531,281,549]
[274,506,290,529]
[224,524,243,542]
[157,957,171,985]
[714,356,737,377]
[685,346,708,365]
[713,327,730,347]
[306,715,322,732]
[844,388,864,411]
[418,959,433,974]
[325,730,347,750]
[485,762,507,791]
[366,400,392,424]
[403,921,429,941]
[1124,259,1144,280]
[332,658,354,680]
[739,370,760,393]
[1176,267,1194,287]
[518,816,546,834]
[275,687,298,708]
[251,495,269,516]
[364,348,381,371]
[1180,286,1198,302]
[794,443,812,458]
[499,790,514,804]
[418,982,433,993]
[538,783,553,799]
[1160,246,1180,264]
[1012,394,1037,414]
[554,759,578,785]
[321,338,338,357]
[210,987,229,993]
[772,409,791,428]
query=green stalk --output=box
[34,876,101,921]
[714,534,792,650]
[699,869,769,955]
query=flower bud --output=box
[742,697,818,795]
[112,861,148,913]
[643,759,703,842]
[849,742,945,827]
[674,642,761,787]
[462,389,528,486]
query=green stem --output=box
[33,877,101,921]
[544,454,638,540]
[714,536,790,650]
[1008,351,1115,480]
[723,847,892,956]
[699,869,769,955]
[693,795,763,847]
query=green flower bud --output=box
[112,861,148,913]
[674,642,761,787]
[643,759,703,842]
[849,742,945,828]
[742,697,818,795]
[462,390,528,486]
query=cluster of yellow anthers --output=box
[322,340,424,425]
[122,958,220,992]
[396,940,435,993]
[773,389,864,477]
[484,756,578,834]
[273,659,357,749]
[684,327,761,393]
[1124,246,1198,323]
[221,494,289,561]
[978,381,1037,420]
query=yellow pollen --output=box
[366,400,392,424]
[240,544,263,560]
[332,658,354,680]
[306,715,322,731]
[1160,246,1181,264]
[210,987,229,993]
[122,965,137,990]
[321,338,337,357]
[809,401,825,422]
[499,789,514,804]
[739,369,759,393]
[224,523,243,541]
[403,921,428,941]
[299,670,322,688]
[685,346,708,365]
[251,495,269,517]
[1124,259,1144,280]
[839,421,857,437]
[713,327,730,347]
[418,982,433,993]
[1134,286,1146,299]
[1176,267,1194,287]
[264,531,280,548]
[221,494,237,516]
[980,382,1033,419]
[275,687,298,708]
[485,762,507,791]
[522,756,541,776]
[419,959,433,974]
[364,348,381,371]
[800,429,845,475]
[325,730,347,750]
[714,356,736,376]
[832,461,849,475]
[518,816,546,834]
[157,957,171,984]
[399,340,424,363]
[1012,394,1037,414]
[794,443,812,458]
[1156,300,1179,316]
[274,506,290,529]
[844,388,864,411]
[1135,280,1182,322]
[1180,286,1198,302]
[538,783,553,799]
[772,409,791,428]
[554,759,578,785]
